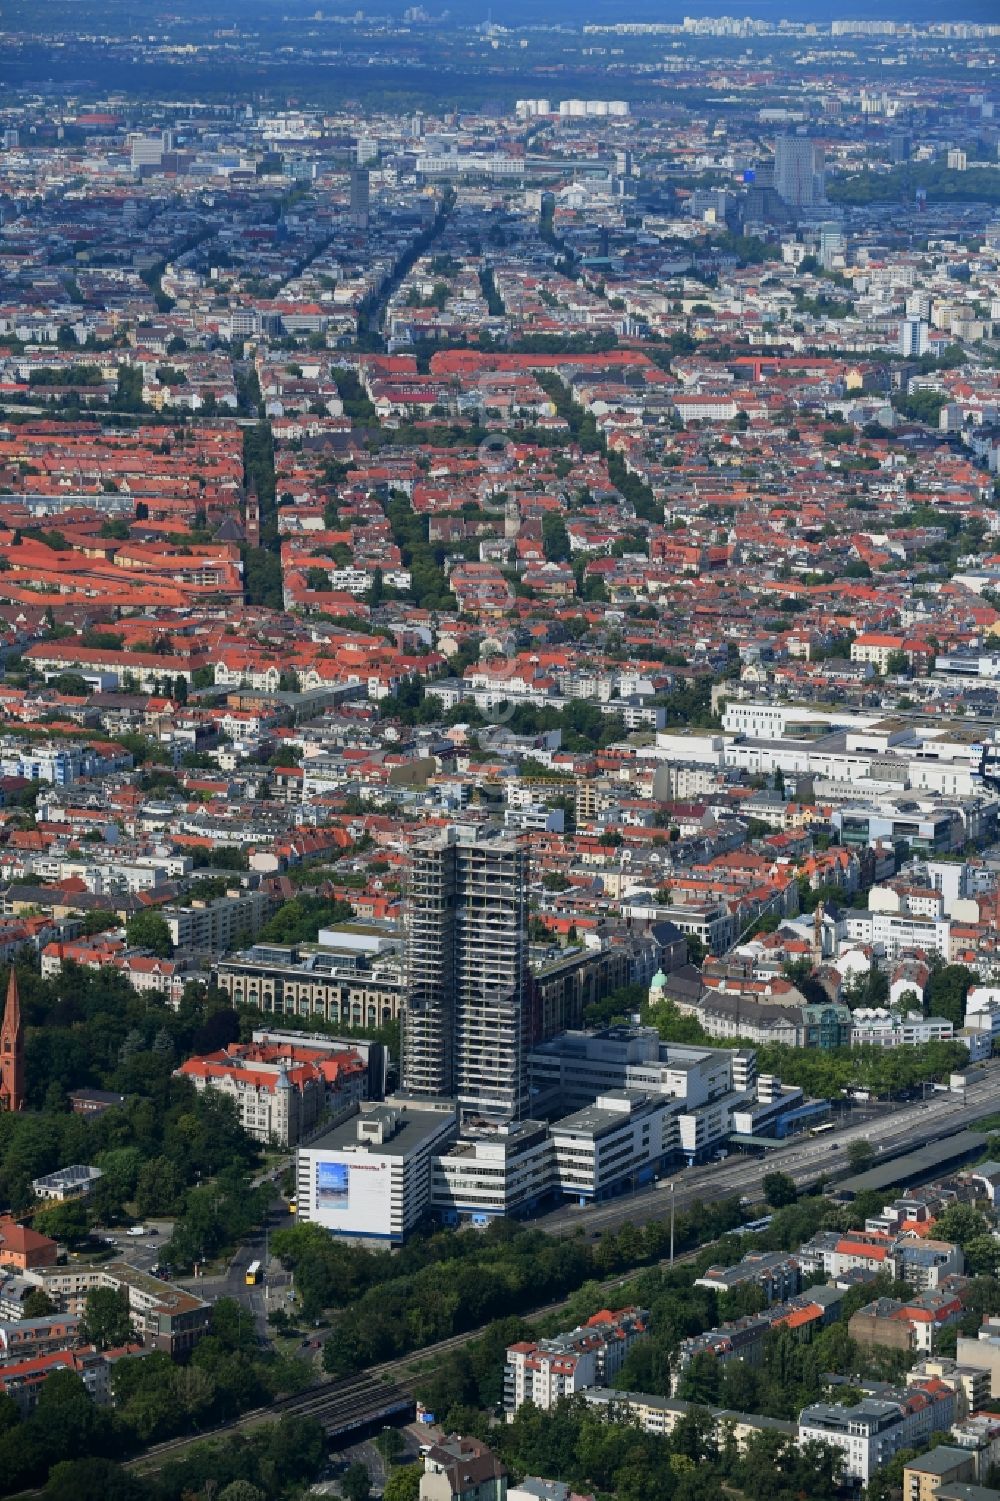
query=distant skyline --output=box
[360,0,1000,21]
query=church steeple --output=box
[0,971,25,1112]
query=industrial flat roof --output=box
[838,1130,988,1196]
[304,1103,456,1158]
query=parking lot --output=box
[88,1220,174,1275]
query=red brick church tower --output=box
[0,972,25,1112]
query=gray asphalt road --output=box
[171,1200,298,1343]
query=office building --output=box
[350,167,370,227]
[130,135,164,173]
[403,825,531,1124]
[774,136,824,209]
[215,939,404,1031]
[819,221,846,269]
[527,1026,746,1114]
[549,1090,680,1204]
[296,1099,458,1246]
[431,1119,555,1225]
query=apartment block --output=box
[174,1037,366,1146]
[694,1250,802,1304]
[31,1261,210,1356]
[161,889,274,953]
[504,1307,649,1415]
[957,1319,1000,1399]
[798,1381,956,1485]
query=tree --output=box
[683,934,707,968]
[847,1138,874,1172]
[762,1172,798,1208]
[926,964,974,1028]
[384,1467,421,1501]
[80,1286,134,1351]
[125,910,173,957]
[23,1288,57,1318]
[218,1485,266,1501]
[44,1459,146,1501]
[34,1199,89,1245]
[376,1427,406,1464]
[135,1155,184,1218]
[342,1461,372,1501]
[542,511,571,563]
[933,1203,996,1261]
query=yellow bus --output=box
[245,1260,262,1286]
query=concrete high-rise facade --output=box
[403,825,530,1123]
[349,167,370,228]
[774,136,824,210]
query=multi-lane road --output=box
[535,1062,1000,1238]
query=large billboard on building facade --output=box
[314,1154,392,1236]
[316,1160,350,1210]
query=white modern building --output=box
[431,1120,555,1226]
[296,1099,458,1246]
[548,1091,680,1205]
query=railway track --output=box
[129,1373,414,1475]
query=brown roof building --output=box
[0,1217,58,1273]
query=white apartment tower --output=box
[403,825,531,1123]
[900,316,930,358]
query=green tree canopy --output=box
[81,1287,135,1350]
[125,911,173,957]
